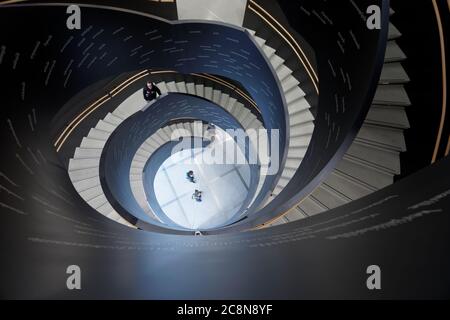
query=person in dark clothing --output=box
[186,170,196,183]
[143,81,161,102]
[192,190,202,202]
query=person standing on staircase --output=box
[186,170,196,183]
[143,81,161,102]
[192,190,203,202]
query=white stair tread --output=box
[79,185,104,201]
[88,128,110,141]
[104,113,123,126]
[95,120,116,133]
[69,158,100,171]
[74,147,102,159]
[195,84,204,96]
[262,44,276,57]
[166,81,177,92]
[176,82,187,93]
[276,64,293,81]
[80,137,106,149]
[290,122,315,137]
[281,75,300,93]
[72,176,100,192]
[290,111,314,126]
[69,167,99,182]
[186,82,196,95]
[88,194,108,209]
[285,86,306,104]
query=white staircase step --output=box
[284,157,302,169]
[346,142,400,175]
[253,35,266,47]
[388,22,401,40]
[69,158,100,171]
[130,174,142,182]
[262,44,276,58]
[284,207,306,222]
[225,97,237,112]
[156,82,169,93]
[336,158,394,190]
[136,148,151,159]
[95,120,116,133]
[166,81,177,92]
[277,176,290,188]
[183,123,193,135]
[284,86,306,104]
[68,167,98,182]
[246,117,261,130]
[156,128,170,141]
[113,90,146,116]
[275,64,293,82]
[186,82,196,95]
[204,86,213,100]
[325,170,375,200]
[385,41,406,62]
[236,107,250,123]
[241,113,256,129]
[88,194,108,209]
[219,93,230,108]
[356,124,406,151]
[288,97,311,115]
[281,75,300,93]
[230,101,244,115]
[176,82,187,93]
[366,105,410,129]
[311,185,351,210]
[373,85,411,106]
[96,202,114,215]
[290,135,311,148]
[80,137,106,149]
[130,167,144,175]
[152,131,166,145]
[290,110,314,126]
[133,154,149,163]
[287,146,308,159]
[140,141,157,153]
[106,210,121,220]
[213,90,221,104]
[112,109,130,121]
[269,54,285,70]
[74,147,102,159]
[380,62,410,84]
[281,167,297,180]
[163,126,175,141]
[79,185,104,201]
[195,84,204,97]
[72,176,100,192]
[132,160,146,170]
[104,113,123,126]
[290,122,315,137]
[88,128,110,141]
[298,197,329,216]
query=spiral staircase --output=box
[0,0,449,299]
[61,2,410,232]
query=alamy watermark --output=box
[167,121,280,176]
[366,265,381,290]
[66,265,81,290]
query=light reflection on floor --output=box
[153,142,250,230]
